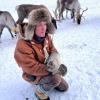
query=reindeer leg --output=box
[66,10,69,19]
[7,27,14,39]
[0,32,1,39]
[0,27,2,39]
[62,13,65,20]
[55,7,58,19]
[54,0,61,20]
[0,27,3,43]
[73,16,75,23]
[72,11,75,23]
[10,32,14,39]
[71,9,75,19]
[0,38,1,43]
[59,4,65,21]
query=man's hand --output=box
[58,64,67,76]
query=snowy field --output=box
[0,0,100,100]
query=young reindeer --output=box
[0,11,16,39]
[15,4,57,29]
[55,0,88,24]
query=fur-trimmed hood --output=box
[24,8,56,40]
[28,7,51,26]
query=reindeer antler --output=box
[81,7,88,17]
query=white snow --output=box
[0,0,100,100]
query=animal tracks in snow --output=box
[65,42,87,50]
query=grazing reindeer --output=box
[55,0,88,24]
[16,4,57,29]
[0,11,16,39]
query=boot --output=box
[55,77,69,92]
[35,90,50,100]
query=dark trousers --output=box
[39,74,68,92]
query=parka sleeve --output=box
[48,35,58,53]
[14,39,49,77]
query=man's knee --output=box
[39,74,62,91]
[52,74,62,85]
[55,78,69,92]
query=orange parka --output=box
[14,34,57,84]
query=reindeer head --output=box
[76,8,88,24]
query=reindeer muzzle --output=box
[11,27,16,33]
[77,18,81,24]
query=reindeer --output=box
[55,0,88,24]
[15,4,57,29]
[54,0,74,20]
[54,0,69,20]
[0,11,16,39]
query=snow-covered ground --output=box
[0,0,100,100]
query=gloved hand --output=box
[46,52,61,74]
[58,64,67,76]
[46,60,59,75]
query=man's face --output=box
[35,21,47,37]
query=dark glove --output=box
[28,75,36,81]
[58,64,67,76]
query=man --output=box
[14,8,68,100]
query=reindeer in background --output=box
[54,0,72,20]
[0,11,16,39]
[16,4,46,24]
[54,0,88,24]
[15,4,57,29]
